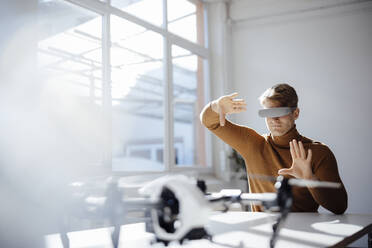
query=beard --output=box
[268,124,292,136]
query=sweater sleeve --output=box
[308,149,348,214]
[200,102,264,156]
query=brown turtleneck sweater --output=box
[200,103,348,214]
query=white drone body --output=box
[139,175,212,243]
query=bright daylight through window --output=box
[37,0,210,172]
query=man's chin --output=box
[272,132,282,137]
[271,130,286,137]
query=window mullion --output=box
[102,2,112,168]
[163,0,174,171]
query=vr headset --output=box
[258,107,297,118]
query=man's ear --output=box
[293,108,300,120]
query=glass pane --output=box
[111,0,163,26]
[111,15,164,172]
[168,0,197,43]
[172,45,207,167]
[37,0,104,165]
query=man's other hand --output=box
[278,140,316,180]
[211,93,247,126]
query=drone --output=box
[56,174,341,248]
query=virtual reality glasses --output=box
[258,107,297,118]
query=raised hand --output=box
[278,140,315,180]
[211,93,247,126]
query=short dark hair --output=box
[259,83,298,108]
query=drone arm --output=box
[207,192,278,210]
[239,193,276,204]
[288,178,341,188]
[123,198,160,209]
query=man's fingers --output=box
[232,101,247,107]
[289,141,297,159]
[219,103,246,125]
[306,149,312,162]
[292,139,300,158]
[299,141,306,158]
[232,106,247,110]
[232,100,246,104]
[278,168,293,177]
[231,107,247,113]
[232,98,245,103]
[232,102,247,110]
[227,92,238,99]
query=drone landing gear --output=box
[269,176,292,248]
[154,228,211,246]
[154,186,211,246]
[181,227,211,243]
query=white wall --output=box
[229,0,372,216]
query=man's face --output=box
[262,100,299,137]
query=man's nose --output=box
[272,116,280,121]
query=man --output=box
[200,84,347,214]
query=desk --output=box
[119,212,372,248]
[46,212,372,248]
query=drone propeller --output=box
[287,178,340,188]
[247,174,341,189]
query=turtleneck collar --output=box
[269,125,302,148]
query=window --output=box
[110,15,165,172]
[168,0,198,43]
[38,0,104,166]
[38,1,102,101]
[111,0,163,26]
[38,0,210,172]
[172,45,206,167]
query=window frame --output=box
[62,0,212,175]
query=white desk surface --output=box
[45,212,372,248]
[118,212,372,248]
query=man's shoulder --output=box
[302,136,333,154]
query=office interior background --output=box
[1,0,371,247]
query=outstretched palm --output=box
[214,92,247,126]
[278,139,314,180]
